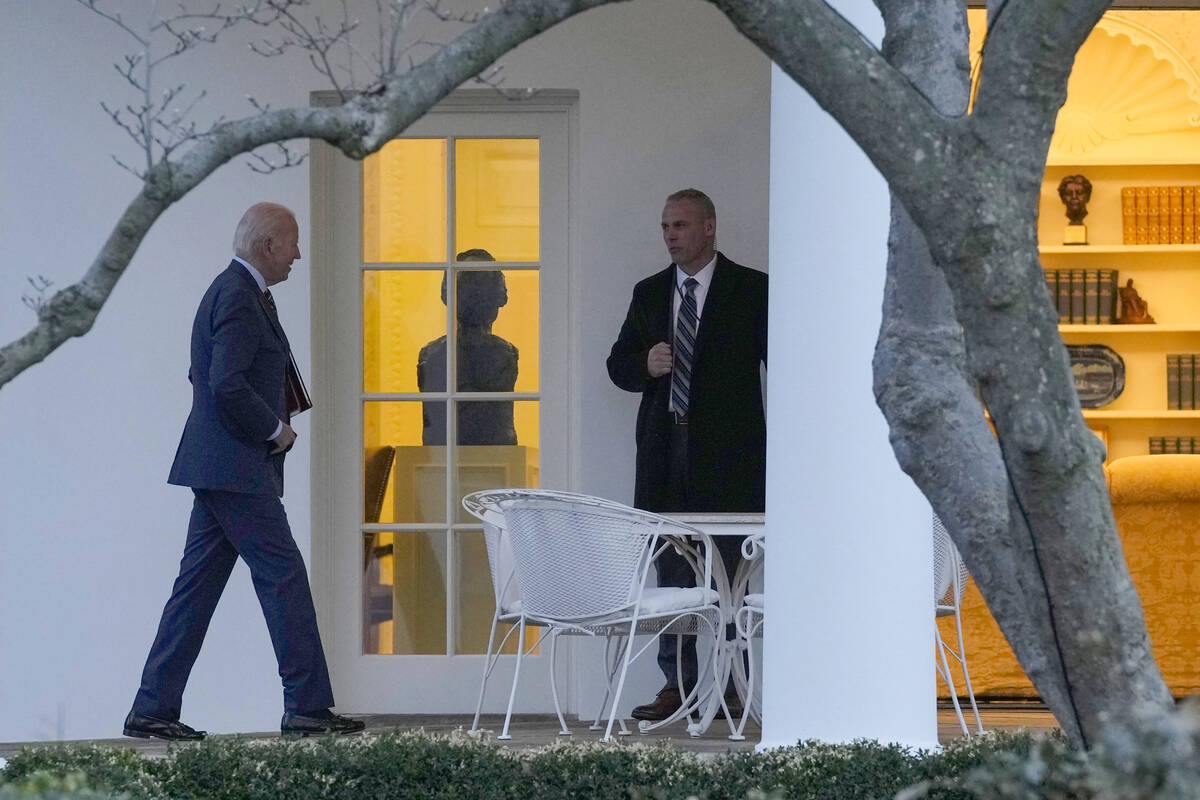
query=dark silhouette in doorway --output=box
[417,249,519,445]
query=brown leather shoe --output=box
[631,687,682,721]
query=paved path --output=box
[0,704,1059,760]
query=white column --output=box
[760,7,935,748]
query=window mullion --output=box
[444,135,458,656]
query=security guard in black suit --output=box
[607,189,767,721]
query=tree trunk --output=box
[871,0,1084,742]
[710,0,1173,744]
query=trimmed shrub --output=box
[10,708,1200,799]
[0,729,1039,800]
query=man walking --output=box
[607,188,767,722]
[124,203,363,740]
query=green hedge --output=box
[8,705,1199,799]
[0,730,1039,800]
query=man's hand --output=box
[647,341,673,378]
[270,422,297,455]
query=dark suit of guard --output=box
[128,260,334,734]
[607,252,767,709]
[607,253,767,513]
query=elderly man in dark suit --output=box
[607,188,767,722]
[124,203,363,740]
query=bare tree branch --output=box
[971,0,1110,181]
[245,142,308,173]
[75,0,150,46]
[0,0,625,387]
[707,0,964,218]
[20,277,55,314]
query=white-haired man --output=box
[125,203,363,740]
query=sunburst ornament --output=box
[1050,19,1200,158]
[967,12,1200,159]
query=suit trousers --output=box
[131,489,335,719]
[656,422,745,691]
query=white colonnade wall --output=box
[761,0,936,748]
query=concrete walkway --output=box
[0,704,1059,760]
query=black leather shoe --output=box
[631,687,683,722]
[281,709,365,736]
[123,712,206,741]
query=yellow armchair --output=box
[947,454,1200,698]
[1105,454,1200,696]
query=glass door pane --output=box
[362,531,447,655]
[363,139,447,263]
[455,138,540,261]
[363,401,444,525]
[363,270,446,394]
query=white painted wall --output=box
[0,3,318,743]
[0,1,768,741]
[760,0,935,748]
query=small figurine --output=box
[1058,174,1092,245]
[1118,278,1155,324]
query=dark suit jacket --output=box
[168,262,289,495]
[607,253,767,512]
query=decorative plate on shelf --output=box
[1067,345,1125,408]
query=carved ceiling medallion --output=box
[1050,15,1200,157]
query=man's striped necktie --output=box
[671,277,699,419]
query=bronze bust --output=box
[1058,174,1092,226]
[417,249,519,446]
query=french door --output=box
[314,94,572,712]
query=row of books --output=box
[1042,269,1119,324]
[1166,354,1200,409]
[1149,437,1200,454]
[1121,186,1200,245]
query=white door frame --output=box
[309,89,580,712]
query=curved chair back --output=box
[463,494,521,613]
[932,512,984,735]
[933,514,969,613]
[503,494,658,620]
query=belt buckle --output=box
[670,411,688,426]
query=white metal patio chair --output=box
[933,513,984,736]
[728,532,764,740]
[462,489,725,742]
[462,492,629,740]
[461,492,559,740]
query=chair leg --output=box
[633,616,721,736]
[548,630,571,736]
[699,624,731,738]
[729,614,757,740]
[586,636,632,735]
[470,612,507,735]
[675,633,695,727]
[936,624,969,737]
[954,607,984,734]
[602,624,640,743]
[749,620,763,725]
[499,620,528,740]
[589,635,621,730]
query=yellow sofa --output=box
[944,454,1200,698]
